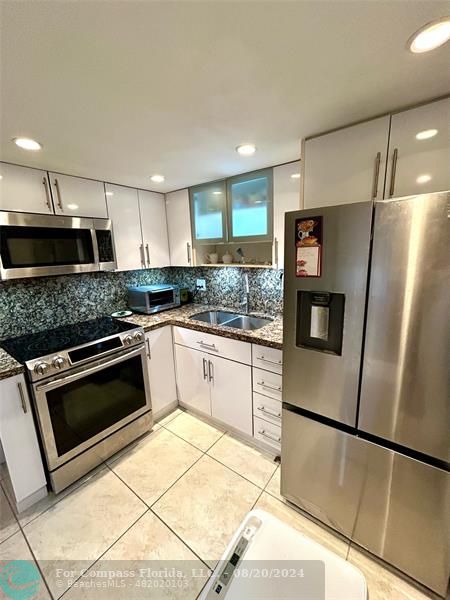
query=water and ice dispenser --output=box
[296,291,345,355]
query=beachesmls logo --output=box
[0,561,41,600]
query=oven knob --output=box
[133,331,144,342]
[34,361,49,376]
[124,335,133,345]
[52,356,65,370]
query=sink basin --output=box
[190,310,272,331]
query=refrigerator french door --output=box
[281,191,449,596]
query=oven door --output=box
[32,345,152,471]
[0,212,99,280]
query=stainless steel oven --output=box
[30,339,151,492]
[0,211,116,279]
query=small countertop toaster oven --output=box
[127,284,181,314]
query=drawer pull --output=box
[258,355,282,366]
[197,341,218,352]
[258,429,281,444]
[258,380,282,393]
[257,405,281,419]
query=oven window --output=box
[148,289,174,307]
[0,225,95,268]
[46,355,147,457]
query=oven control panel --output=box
[26,327,145,382]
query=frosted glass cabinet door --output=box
[303,116,390,208]
[190,180,227,244]
[385,98,450,198]
[227,168,273,242]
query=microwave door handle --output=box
[145,244,151,267]
[35,346,144,392]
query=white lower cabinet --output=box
[174,344,211,415]
[254,416,282,451]
[0,374,47,510]
[210,355,252,435]
[145,327,177,418]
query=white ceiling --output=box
[1,1,449,193]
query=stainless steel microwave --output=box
[0,211,116,280]
[127,284,181,314]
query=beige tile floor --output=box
[0,408,441,600]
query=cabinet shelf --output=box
[199,263,274,269]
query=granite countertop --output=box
[0,304,283,381]
[120,304,284,349]
[0,348,25,381]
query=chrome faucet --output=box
[240,273,250,314]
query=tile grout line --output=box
[205,452,277,492]
[1,479,55,600]
[57,508,152,600]
[161,421,227,453]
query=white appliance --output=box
[200,510,367,599]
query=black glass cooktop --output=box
[1,317,138,364]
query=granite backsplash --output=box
[0,267,283,340]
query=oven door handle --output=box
[35,346,144,392]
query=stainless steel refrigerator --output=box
[281,191,449,596]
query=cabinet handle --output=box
[146,338,151,359]
[257,355,282,366]
[54,178,63,210]
[208,359,214,383]
[17,382,27,414]
[371,152,381,199]
[186,242,192,265]
[196,341,218,352]
[140,244,146,268]
[389,148,398,198]
[258,429,281,444]
[202,358,208,380]
[257,405,281,419]
[258,380,282,393]
[274,237,279,268]
[145,244,151,267]
[43,177,52,211]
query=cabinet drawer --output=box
[253,368,282,401]
[253,393,281,426]
[254,416,281,451]
[252,344,283,374]
[173,326,251,365]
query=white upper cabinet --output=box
[273,161,301,268]
[385,98,450,199]
[106,183,143,271]
[303,116,390,208]
[49,172,107,218]
[138,190,170,268]
[0,163,54,214]
[165,189,193,266]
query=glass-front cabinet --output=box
[190,169,273,250]
[189,180,227,244]
[227,169,273,242]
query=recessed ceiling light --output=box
[236,144,256,156]
[415,129,438,140]
[291,173,301,179]
[105,191,114,197]
[408,18,450,53]
[416,174,432,184]
[212,191,222,195]
[0,175,3,180]
[12,137,42,151]
[150,174,165,183]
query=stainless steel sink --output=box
[190,310,272,330]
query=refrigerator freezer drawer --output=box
[281,409,450,596]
